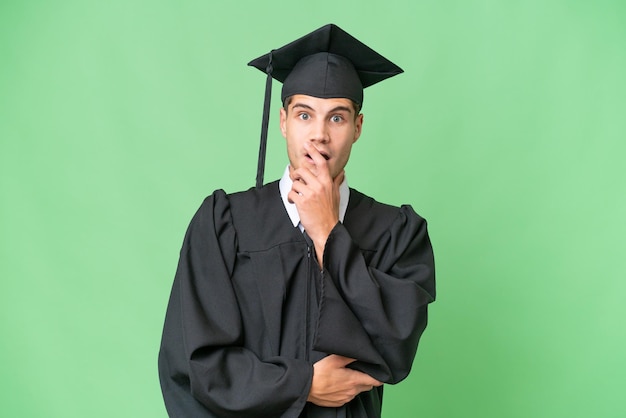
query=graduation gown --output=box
[158,181,435,417]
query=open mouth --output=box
[306,152,330,161]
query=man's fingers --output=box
[345,365,382,388]
[358,374,383,388]
[304,142,331,175]
[325,355,383,386]
[324,354,356,367]
[289,165,317,186]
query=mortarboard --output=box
[248,24,403,188]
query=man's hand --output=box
[288,143,344,266]
[307,354,383,407]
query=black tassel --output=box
[256,51,273,189]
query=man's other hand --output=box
[307,354,383,407]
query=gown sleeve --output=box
[158,191,313,418]
[313,205,436,384]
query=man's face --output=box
[280,94,363,179]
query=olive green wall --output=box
[1,1,625,417]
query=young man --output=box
[158,24,436,417]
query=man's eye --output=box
[331,115,343,123]
[299,113,310,120]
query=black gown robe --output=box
[158,181,435,417]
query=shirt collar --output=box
[279,165,350,228]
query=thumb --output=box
[331,354,356,367]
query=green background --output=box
[1,1,625,417]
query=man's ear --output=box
[353,113,364,143]
[279,107,287,138]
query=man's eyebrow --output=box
[328,105,353,114]
[291,102,314,111]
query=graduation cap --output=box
[248,23,403,188]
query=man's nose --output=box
[310,120,329,143]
